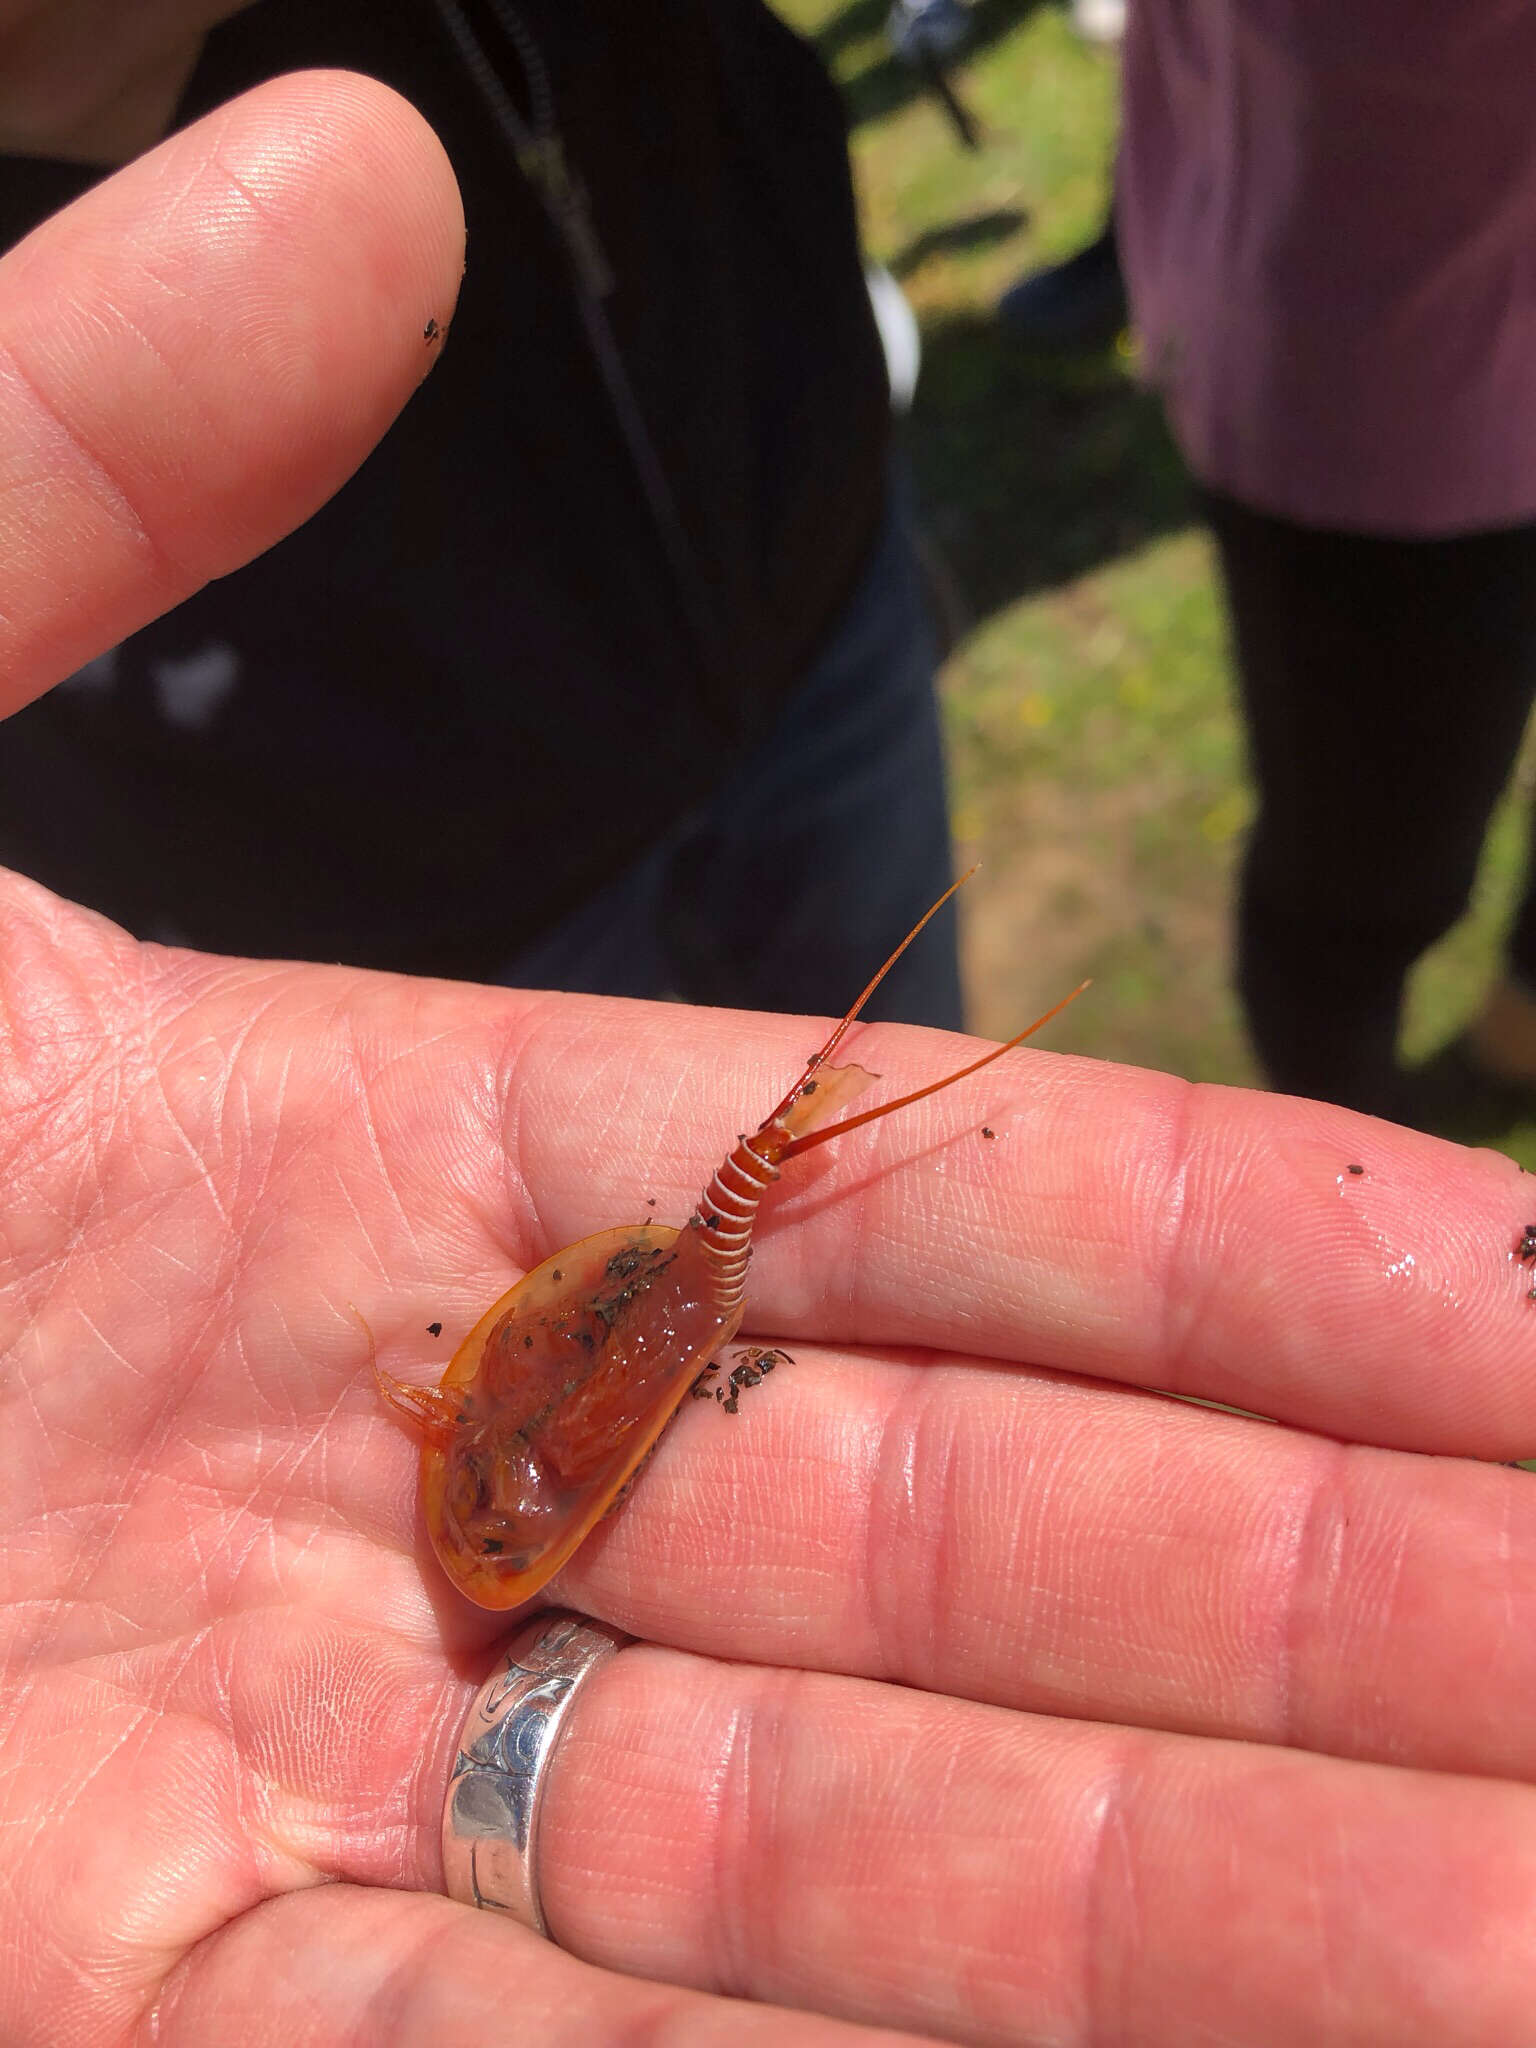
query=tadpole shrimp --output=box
[372,873,1085,1609]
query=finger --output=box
[9,933,1533,1503]
[538,1647,1536,2048]
[482,995,1536,1457]
[15,938,1530,1471]
[0,68,464,718]
[557,1339,1536,1783]
[148,1885,929,2048]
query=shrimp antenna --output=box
[778,977,1090,1161]
[763,865,978,1127]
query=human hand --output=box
[5,69,1536,2048]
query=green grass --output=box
[781,0,1536,1161]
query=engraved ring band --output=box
[441,1610,633,1935]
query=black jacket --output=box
[0,0,889,976]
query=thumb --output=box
[0,67,465,721]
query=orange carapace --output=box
[374,874,1084,1608]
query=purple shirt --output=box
[1119,1,1536,534]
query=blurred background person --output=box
[996,0,1126,353]
[1118,0,1536,1127]
[997,205,1125,354]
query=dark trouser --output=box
[499,472,963,1030]
[1203,489,1536,1118]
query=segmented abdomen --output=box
[692,1132,781,1309]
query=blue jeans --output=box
[499,479,963,1029]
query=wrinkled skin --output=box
[4,64,1536,2048]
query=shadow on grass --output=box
[810,0,1052,134]
[888,207,1030,276]
[905,308,1194,624]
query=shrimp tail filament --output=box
[778,979,1090,1163]
[686,866,1088,1312]
[760,865,976,1128]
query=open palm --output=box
[3,71,1535,2048]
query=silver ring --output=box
[442,1610,632,1935]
